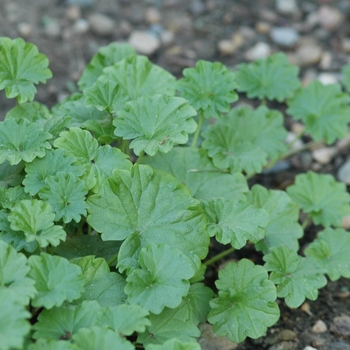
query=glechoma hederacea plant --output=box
[1,36,350,349]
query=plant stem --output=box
[191,113,204,148]
[135,151,145,165]
[302,216,311,230]
[107,252,119,266]
[204,246,235,266]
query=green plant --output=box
[1,36,350,349]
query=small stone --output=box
[330,342,350,350]
[128,31,160,55]
[73,18,90,34]
[218,40,236,56]
[286,132,304,151]
[245,42,271,61]
[65,5,81,21]
[64,0,93,7]
[296,43,323,66]
[290,122,304,135]
[119,20,132,36]
[342,215,350,229]
[199,323,238,350]
[336,133,350,151]
[256,21,271,34]
[17,22,33,38]
[278,329,297,341]
[270,27,299,47]
[332,315,350,337]
[44,20,61,38]
[239,26,256,41]
[312,320,328,333]
[319,52,332,70]
[341,38,350,53]
[145,7,161,24]
[259,9,278,22]
[317,73,338,85]
[190,0,206,16]
[301,69,318,87]
[304,347,317,350]
[312,147,336,164]
[160,30,175,46]
[317,6,344,31]
[88,13,115,36]
[276,0,299,15]
[337,160,350,184]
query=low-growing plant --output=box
[1,36,350,350]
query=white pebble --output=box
[312,147,336,164]
[337,159,350,184]
[128,31,160,55]
[303,347,317,350]
[17,22,33,38]
[317,5,344,31]
[276,0,299,15]
[317,73,338,86]
[270,27,299,47]
[312,320,328,333]
[244,42,271,61]
[88,13,115,36]
[73,18,90,34]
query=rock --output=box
[286,132,304,151]
[336,133,350,151]
[342,215,350,229]
[245,42,271,61]
[270,27,299,47]
[312,147,336,164]
[88,13,115,36]
[17,22,33,38]
[145,7,161,24]
[239,26,256,42]
[119,20,132,36]
[304,347,317,350]
[331,315,350,337]
[160,30,175,46]
[198,323,238,350]
[65,5,81,21]
[276,0,299,15]
[317,73,338,85]
[337,160,350,184]
[295,43,323,66]
[43,19,61,38]
[218,40,236,56]
[64,0,93,7]
[128,31,160,55]
[190,0,206,16]
[319,51,332,70]
[312,320,328,333]
[341,38,350,53]
[279,329,297,341]
[290,122,304,135]
[256,21,271,34]
[269,341,297,350]
[317,6,344,31]
[73,18,90,34]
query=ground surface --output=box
[1,0,350,349]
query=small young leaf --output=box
[0,118,52,165]
[177,60,238,119]
[87,165,209,273]
[236,52,300,102]
[0,37,52,103]
[28,253,85,309]
[287,81,350,144]
[72,255,127,306]
[264,245,327,308]
[146,339,201,350]
[78,42,136,90]
[286,171,350,227]
[0,185,30,209]
[202,198,269,248]
[39,172,88,223]
[0,288,31,350]
[0,240,36,305]
[100,304,150,335]
[33,300,102,340]
[208,259,279,343]
[246,185,303,254]
[8,199,66,247]
[142,147,248,201]
[114,95,197,156]
[72,327,135,350]
[23,149,84,195]
[125,243,196,314]
[305,228,350,281]
[202,106,287,175]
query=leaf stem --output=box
[191,112,205,148]
[204,246,236,266]
[135,151,145,165]
[301,215,311,230]
[107,252,119,266]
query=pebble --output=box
[317,6,344,31]
[331,315,350,337]
[160,30,175,46]
[270,27,299,47]
[337,159,350,184]
[17,22,33,38]
[145,7,161,24]
[312,147,336,164]
[312,320,328,333]
[317,73,338,86]
[65,5,81,21]
[256,21,271,34]
[341,214,350,229]
[119,20,133,36]
[190,0,206,16]
[330,342,350,350]
[278,329,297,341]
[295,43,323,66]
[64,0,93,7]
[341,38,350,53]
[304,347,317,350]
[336,133,350,151]
[198,323,238,350]
[275,0,299,15]
[244,42,271,61]
[44,20,61,38]
[319,51,332,70]
[88,13,115,36]
[285,132,304,151]
[218,40,236,56]
[128,30,160,55]
[73,18,90,34]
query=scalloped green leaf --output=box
[32,300,102,340]
[72,255,127,306]
[8,199,66,247]
[125,243,196,314]
[142,147,248,201]
[0,118,52,165]
[27,338,77,350]
[246,185,303,254]
[78,42,136,90]
[99,55,176,100]
[114,95,197,156]
[87,164,208,273]
[23,149,84,195]
[0,161,24,188]
[146,339,201,350]
[82,118,116,145]
[177,60,238,119]
[305,228,350,281]
[208,259,279,343]
[0,185,30,209]
[202,106,287,175]
[287,81,350,144]
[287,171,350,227]
[28,253,85,309]
[236,52,300,102]
[100,304,150,335]
[202,198,269,248]
[0,37,52,103]
[0,288,31,350]
[341,62,350,93]
[264,245,327,308]
[0,240,36,305]
[39,172,88,223]
[72,327,135,350]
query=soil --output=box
[1,0,350,349]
